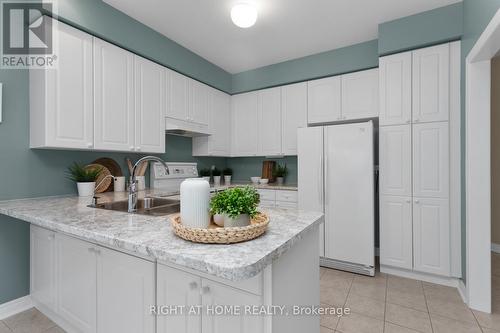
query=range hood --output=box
[165,118,211,137]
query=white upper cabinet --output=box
[259,87,282,156]
[231,91,259,156]
[380,195,413,270]
[341,68,379,120]
[379,125,412,196]
[281,82,307,155]
[94,37,135,152]
[167,70,190,121]
[97,247,155,333]
[412,122,449,198]
[412,44,450,123]
[307,76,342,124]
[379,52,412,126]
[413,197,450,276]
[134,56,166,153]
[192,89,231,156]
[190,80,210,126]
[30,18,94,150]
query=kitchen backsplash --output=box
[226,156,298,184]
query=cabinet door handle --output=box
[201,286,210,295]
[94,248,101,255]
[406,120,411,124]
[415,199,420,204]
[129,146,135,151]
[47,234,55,241]
[405,199,411,203]
[136,147,141,152]
[88,247,95,253]
[414,119,420,123]
[87,142,93,148]
[189,282,198,290]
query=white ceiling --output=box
[103,0,462,74]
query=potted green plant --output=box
[223,168,233,185]
[66,162,102,197]
[199,168,211,183]
[212,167,222,187]
[209,186,260,227]
[273,164,288,185]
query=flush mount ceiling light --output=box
[231,3,258,28]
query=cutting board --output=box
[261,161,276,183]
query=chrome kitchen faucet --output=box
[128,156,169,213]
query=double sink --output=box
[93,197,180,216]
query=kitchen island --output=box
[0,190,323,333]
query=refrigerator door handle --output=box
[319,152,324,206]
[324,141,328,205]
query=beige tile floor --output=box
[4,256,500,333]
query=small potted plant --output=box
[66,162,102,197]
[212,167,222,187]
[273,164,288,185]
[209,186,260,227]
[199,168,211,183]
[223,168,233,186]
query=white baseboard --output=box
[380,265,460,288]
[0,295,33,320]
[491,243,500,254]
[458,279,468,304]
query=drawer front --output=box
[259,200,276,208]
[257,189,276,201]
[276,190,298,203]
[275,201,298,209]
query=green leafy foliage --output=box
[199,168,211,177]
[273,163,288,178]
[66,162,101,183]
[223,168,233,176]
[209,186,260,218]
[212,167,222,176]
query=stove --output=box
[150,162,198,193]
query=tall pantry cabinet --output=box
[379,42,461,278]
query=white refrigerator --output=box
[298,121,375,276]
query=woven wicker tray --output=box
[170,212,269,244]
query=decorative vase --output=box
[224,175,232,186]
[213,176,221,187]
[223,214,250,228]
[213,214,224,227]
[276,177,284,185]
[180,178,210,228]
[77,182,95,197]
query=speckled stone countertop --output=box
[0,190,322,281]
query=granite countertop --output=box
[0,189,322,281]
[212,182,298,191]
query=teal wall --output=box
[226,157,298,184]
[232,40,379,94]
[378,3,463,55]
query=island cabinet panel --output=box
[97,246,155,333]
[157,265,202,333]
[56,234,97,333]
[30,226,56,313]
[201,279,263,333]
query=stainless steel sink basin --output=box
[91,197,180,216]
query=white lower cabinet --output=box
[413,197,450,276]
[379,196,413,270]
[157,264,262,333]
[31,230,155,333]
[97,246,156,333]
[56,234,97,333]
[30,226,56,313]
[201,279,262,333]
